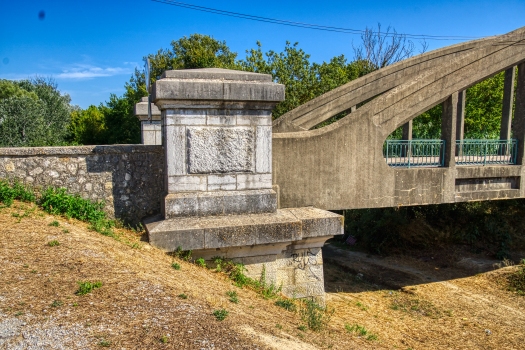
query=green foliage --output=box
[344,199,522,258]
[39,188,106,223]
[298,325,307,332]
[213,309,229,321]
[241,41,373,120]
[178,293,188,299]
[48,240,60,247]
[507,260,525,296]
[0,180,36,206]
[275,298,297,312]
[68,105,106,145]
[226,291,239,303]
[48,220,59,227]
[0,78,76,147]
[76,281,102,295]
[299,299,333,332]
[171,262,181,270]
[195,258,207,267]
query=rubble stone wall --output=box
[0,145,164,224]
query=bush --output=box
[0,180,36,206]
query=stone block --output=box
[203,215,257,249]
[197,192,224,216]
[207,174,236,191]
[165,110,206,126]
[164,193,198,218]
[223,189,276,215]
[168,175,207,192]
[255,126,272,173]
[144,214,205,251]
[165,126,186,176]
[277,268,295,286]
[207,115,236,126]
[286,207,344,238]
[236,173,272,190]
[187,127,255,174]
[251,210,301,244]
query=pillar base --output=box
[144,207,343,304]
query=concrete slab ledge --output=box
[144,207,343,252]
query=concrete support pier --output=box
[134,97,162,145]
[501,67,516,141]
[144,68,342,304]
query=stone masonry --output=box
[144,68,342,304]
[0,145,163,225]
[134,97,162,145]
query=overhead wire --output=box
[151,0,493,41]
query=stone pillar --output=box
[350,105,357,113]
[441,92,458,203]
[133,97,162,145]
[500,66,516,140]
[144,68,342,305]
[441,92,458,168]
[514,63,525,166]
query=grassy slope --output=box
[1,201,524,349]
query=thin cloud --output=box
[57,65,130,79]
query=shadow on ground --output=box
[322,242,524,293]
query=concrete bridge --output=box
[271,26,525,210]
[131,27,525,303]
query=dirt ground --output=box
[0,201,524,349]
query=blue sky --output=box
[1,0,524,109]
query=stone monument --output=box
[144,68,342,303]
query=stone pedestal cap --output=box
[134,96,161,121]
[151,68,285,107]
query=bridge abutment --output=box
[143,68,342,304]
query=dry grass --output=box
[1,200,524,349]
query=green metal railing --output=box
[384,140,445,168]
[455,139,517,165]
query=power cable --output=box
[151,0,493,41]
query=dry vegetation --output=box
[1,201,524,349]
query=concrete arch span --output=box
[272,27,525,210]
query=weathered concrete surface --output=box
[272,27,525,210]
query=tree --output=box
[353,23,427,70]
[0,78,74,147]
[69,105,106,145]
[0,95,46,147]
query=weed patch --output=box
[76,281,102,295]
[226,291,239,304]
[0,180,35,207]
[50,300,63,308]
[275,298,296,312]
[300,300,333,332]
[171,262,181,270]
[48,220,59,227]
[178,293,188,299]
[213,309,229,321]
[385,291,445,318]
[48,240,60,247]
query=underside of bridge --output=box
[272,26,525,210]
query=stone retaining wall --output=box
[0,145,164,224]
